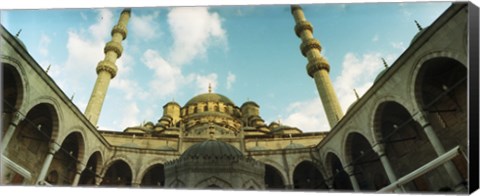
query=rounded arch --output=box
[79,151,103,186]
[101,156,135,178]
[264,163,285,189]
[344,132,388,190]
[2,62,26,137]
[343,131,374,165]
[4,102,59,184]
[257,158,288,186]
[292,160,328,190]
[413,55,467,151]
[56,130,86,164]
[321,149,342,178]
[136,157,168,181]
[195,176,232,189]
[139,163,165,187]
[47,131,84,185]
[409,50,466,101]
[325,152,353,190]
[100,158,134,186]
[22,97,64,142]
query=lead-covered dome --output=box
[180,140,243,160]
[185,93,235,106]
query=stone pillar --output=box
[132,181,141,188]
[36,142,60,184]
[72,164,85,186]
[373,144,405,192]
[1,112,22,153]
[372,144,397,183]
[290,5,343,128]
[85,8,131,126]
[325,178,334,191]
[414,114,467,192]
[95,176,103,186]
[344,165,360,191]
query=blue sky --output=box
[1,1,451,132]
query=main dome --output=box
[185,93,235,106]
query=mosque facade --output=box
[0,2,472,193]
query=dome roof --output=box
[185,93,235,106]
[180,140,243,160]
[374,68,389,82]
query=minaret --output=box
[291,5,344,128]
[85,8,131,126]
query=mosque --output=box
[0,2,473,193]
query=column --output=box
[372,144,397,183]
[36,142,60,184]
[373,144,405,192]
[325,178,334,191]
[344,165,360,191]
[1,112,22,153]
[414,114,466,192]
[95,176,103,186]
[72,164,85,186]
[132,181,141,188]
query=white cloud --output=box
[226,71,236,90]
[130,11,161,40]
[118,102,140,129]
[38,34,51,56]
[167,7,226,65]
[281,52,388,132]
[282,98,329,132]
[334,52,384,112]
[142,49,184,96]
[192,73,218,94]
[88,9,114,41]
[391,41,406,50]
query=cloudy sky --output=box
[1,1,451,132]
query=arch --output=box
[136,157,168,181]
[325,152,352,190]
[292,160,328,190]
[373,101,440,191]
[4,102,59,183]
[344,132,388,190]
[413,56,467,152]
[2,62,25,138]
[56,130,86,164]
[343,131,374,166]
[47,131,85,185]
[195,176,232,189]
[257,158,288,186]
[242,179,262,190]
[139,163,165,188]
[264,163,285,189]
[79,151,103,186]
[22,97,64,142]
[100,159,133,186]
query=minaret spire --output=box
[208,83,212,93]
[291,5,344,128]
[85,8,131,126]
[414,20,423,31]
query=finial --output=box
[208,83,212,93]
[414,20,423,31]
[15,29,22,37]
[381,58,388,68]
[353,89,360,100]
[46,64,51,73]
[70,93,75,101]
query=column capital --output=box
[412,113,430,127]
[48,142,60,154]
[344,165,355,176]
[372,144,386,156]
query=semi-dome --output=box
[185,93,235,106]
[180,140,243,160]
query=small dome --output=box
[374,68,389,82]
[185,93,235,106]
[163,101,180,108]
[410,27,428,45]
[241,101,259,108]
[180,140,243,160]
